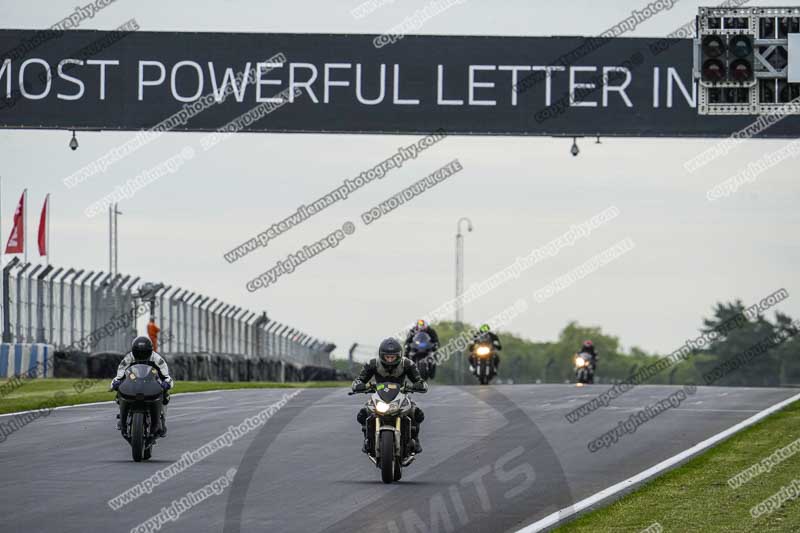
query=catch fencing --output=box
[0,258,334,370]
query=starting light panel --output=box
[695,6,800,115]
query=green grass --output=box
[0,378,347,415]
[556,399,800,533]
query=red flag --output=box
[38,194,48,256]
[5,190,25,254]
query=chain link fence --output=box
[1,258,334,369]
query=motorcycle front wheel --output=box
[131,412,145,462]
[380,431,395,484]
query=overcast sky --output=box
[0,0,797,359]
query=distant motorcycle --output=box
[115,363,166,462]
[574,352,595,385]
[470,334,499,385]
[407,332,436,380]
[349,382,423,484]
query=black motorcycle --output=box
[349,382,423,484]
[407,331,436,380]
[115,363,166,462]
[470,334,499,385]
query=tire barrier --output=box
[53,350,89,378]
[87,351,127,378]
[0,344,55,379]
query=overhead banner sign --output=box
[0,28,798,137]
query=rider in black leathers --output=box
[468,324,502,370]
[352,338,428,454]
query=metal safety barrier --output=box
[0,259,334,368]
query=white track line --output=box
[0,388,301,419]
[515,391,800,533]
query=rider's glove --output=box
[110,379,121,391]
[411,381,426,392]
[353,382,367,392]
[161,381,172,391]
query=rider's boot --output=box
[159,413,168,437]
[411,425,422,454]
[411,438,422,454]
[361,425,368,453]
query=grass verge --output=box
[0,378,347,415]
[555,398,800,533]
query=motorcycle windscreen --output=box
[375,383,401,402]
[127,363,160,380]
[118,363,163,399]
[412,332,431,349]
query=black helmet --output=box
[378,337,403,369]
[131,336,153,361]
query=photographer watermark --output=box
[0,359,55,400]
[533,238,635,303]
[129,468,237,533]
[0,0,119,70]
[423,299,528,367]
[84,148,195,218]
[199,86,302,151]
[245,222,356,292]
[706,138,800,201]
[373,0,467,48]
[0,392,65,444]
[397,206,620,340]
[63,52,287,188]
[750,478,800,519]
[351,0,395,19]
[703,320,800,386]
[588,385,696,452]
[109,390,300,510]
[224,130,447,263]
[361,159,463,225]
[533,50,644,123]
[515,0,678,95]
[687,94,800,175]
[729,436,800,490]
[565,288,790,423]
[650,0,750,56]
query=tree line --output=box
[339,299,800,387]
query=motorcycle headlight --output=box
[575,357,586,368]
[476,346,490,356]
[376,400,400,414]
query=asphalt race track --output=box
[0,384,795,533]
